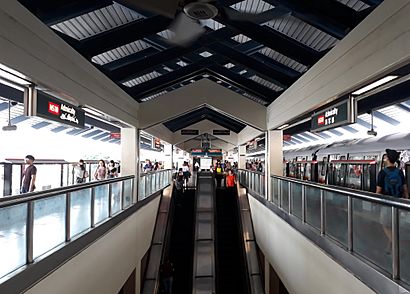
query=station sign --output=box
[283,134,292,141]
[181,129,199,135]
[311,97,356,132]
[207,149,222,156]
[26,90,85,128]
[153,138,161,150]
[191,149,206,156]
[110,132,121,139]
[213,130,230,135]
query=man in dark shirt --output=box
[376,149,408,253]
[21,155,37,194]
[376,149,408,198]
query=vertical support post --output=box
[392,206,400,279]
[301,185,306,223]
[121,127,139,204]
[320,190,325,235]
[26,201,34,264]
[279,180,282,208]
[65,192,71,242]
[347,196,353,251]
[108,183,112,217]
[60,164,64,187]
[288,181,292,213]
[90,187,95,228]
[121,180,126,210]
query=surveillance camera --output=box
[10,101,18,106]
[367,129,377,136]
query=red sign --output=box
[48,102,60,115]
[283,134,292,141]
[317,115,325,125]
[110,133,121,139]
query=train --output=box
[283,132,410,195]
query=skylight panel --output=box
[199,51,213,58]
[250,75,283,91]
[141,91,168,102]
[224,63,235,69]
[231,0,275,14]
[122,71,161,87]
[232,34,252,44]
[176,60,188,67]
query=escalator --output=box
[215,187,249,294]
[166,188,196,293]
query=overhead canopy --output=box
[18,0,382,107]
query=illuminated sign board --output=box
[207,149,222,156]
[110,133,121,139]
[311,97,356,132]
[33,91,85,128]
[191,149,206,156]
[181,129,199,135]
[213,130,230,135]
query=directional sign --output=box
[311,97,356,132]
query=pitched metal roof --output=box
[18,0,383,106]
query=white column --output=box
[163,144,173,170]
[267,130,283,201]
[121,127,139,203]
[238,145,247,169]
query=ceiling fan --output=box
[117,0,290,45]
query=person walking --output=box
[94,159,107,180]
[21,155,37,194]
[107,160,118,178]
[74,159,88,184]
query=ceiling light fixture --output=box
[277,124,289,130]
[0,64,31,86]
[352,75,399,95]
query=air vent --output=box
[183,3,218,20]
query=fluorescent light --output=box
[277,124,289,130]
[0,66,31,85]
[352,75,399,95]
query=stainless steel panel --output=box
[245,241,260,275]
[241,210,255,241]
[197,212,213,240]
[250,275,264,294]
[145,245,162,279]
[197,194,213,210]
[194,277,214,294]
[142,280,156,294]
[195,241,214,277]
[152,212,167,244]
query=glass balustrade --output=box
[237,170,410,288]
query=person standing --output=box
[21,155,37,194]
[376,149,409,252]
[74,159,88,184]
[94,160,107,180]
[225,169,237,192]
[107,160,118,178]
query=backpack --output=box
[383,168,403,197]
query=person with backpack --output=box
[376,149,408,198]
[376,149,409,253]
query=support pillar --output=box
[238,145,247,169]
[121,127,139,203]
[267,130,283,201]
[163,144,173,170]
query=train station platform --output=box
[1,0,410,293]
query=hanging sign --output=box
[153,138,161,150]
[213,130,230,135]
[110,132,121,139]
[191,149,205,156]
[311,97,356,132]
[181,129,199,135]
[27,90,85,128]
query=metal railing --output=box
[238,169,410,288]
[139,169,172,201]
[0,169,171,282]
[237,169,265,197]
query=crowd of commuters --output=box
[245,159,265,173]
[142,160,163,172]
